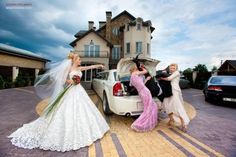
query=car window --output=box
[119,75,131,82]
[210,76,236,85]
[95,74,102,79]
[113,72,118,81]
[97,72,108,80]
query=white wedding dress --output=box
[163,71,190,125]
[8,70,110,152]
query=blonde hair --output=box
[67,52,74,59]
[129,63,137,73]
[169,63,178,70]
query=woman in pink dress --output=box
[129,64,158,132]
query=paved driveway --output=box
[182,88,236,157]
[0,87,226,157]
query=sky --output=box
[0,0,236,71]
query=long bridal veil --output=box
[34,59,72,114]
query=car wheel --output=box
[102,93,113,115]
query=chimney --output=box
[106,11,112,22]
[99,21,106,28]
[88,21,94,30]
[106,11,112,41]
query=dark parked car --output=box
[179,76,190,89]
[203,76,236,103]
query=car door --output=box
[96,72,108,98]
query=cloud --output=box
[39,45,72,60]
[0,0,236,70]
[0,29,17,38]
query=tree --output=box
[183,68,193,75]
[211,66,218,72]
[193,64,208,73]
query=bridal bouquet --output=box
[43,75,81,117]
[72,75,81,84]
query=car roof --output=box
[211,75,236,78]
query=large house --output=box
[70,10,155,82]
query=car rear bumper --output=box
[111,96,160,116]
[206,91,236,103]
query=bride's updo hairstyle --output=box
[67,52,75,60]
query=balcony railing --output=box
[71,50,109,58]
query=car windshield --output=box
[210,76,236,85]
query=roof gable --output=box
[218,60,236,71]
[70,29,113,47]
[96,10,136,33]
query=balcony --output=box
[71,50,109,58]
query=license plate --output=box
[223,97,236,102]
[137,102,144,110]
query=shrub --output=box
[0,75,6,89]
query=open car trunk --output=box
[116,56,160,96]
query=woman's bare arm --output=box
[79,64,104,71]
[136,68,148,76]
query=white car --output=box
[92,57,161,116]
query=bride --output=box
[8,53,110,152]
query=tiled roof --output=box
[0,43,50,62]
[70,29,113,47]
[74,30,88,38]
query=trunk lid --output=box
[117,56,160,79]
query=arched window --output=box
[84,40,100,57]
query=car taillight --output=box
[113,82,123,96]
[208,86,222,91]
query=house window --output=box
[112,27,119,36]
[127,25,130,31]
[136,42,142,53]
[137,24,141,30]
[147,43,150,54]
[126,43,130,54]
[112,46,121,60]
[84,41,100,57]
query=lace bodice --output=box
[69,70,82,79]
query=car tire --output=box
[102,93,113,115]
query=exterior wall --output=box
[80,58,109,69]
[0,54,45,69]
[124,24,151,58]
[73,32,110,69]
[98,14,134,69]
[74,32,110,57]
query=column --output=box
[12,66,19,81]
[35,69,40,77]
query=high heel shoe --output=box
[181,125,187,132]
